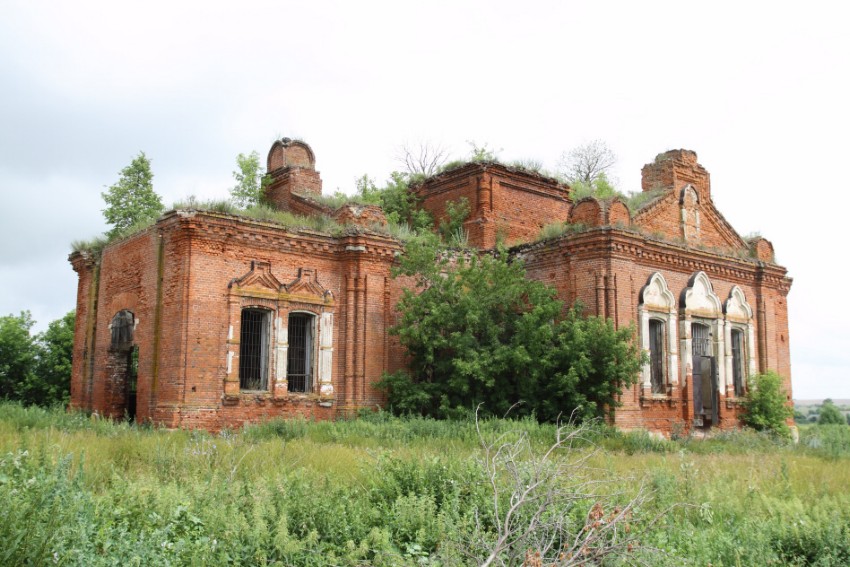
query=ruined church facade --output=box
[69,139,792,435]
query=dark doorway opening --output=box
[692,323,718,428]
[108,310,138,420]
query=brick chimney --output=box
[264,138,323,210]
[641,149,711,202]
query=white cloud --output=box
[1,0,846,398]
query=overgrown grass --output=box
[304,192,376,209]
[536,221,588,242]
[625,187,668,213]
[3,402,850,565]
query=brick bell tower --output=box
[264,138,323,210]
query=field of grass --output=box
[2,402,850,566]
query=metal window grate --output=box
[649,319,665,394]
[692,323,711,357]
[239,309,269,390]
[287,313,313,393]
[731,329,744,397]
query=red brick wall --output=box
[641,149,710,201]
[633,191,746,251]
[607,200,630,226]
[267,140,316,172]
[69,145,793,437]
[69,254,97,411]
[76,228,169,422]
[518,228,793,437]
[265,169,324,210]
[333,204,387,228]
[414,163,571,248]
[570,200,603,226]
[69,211,405,431]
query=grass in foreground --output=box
[2,402,850,566]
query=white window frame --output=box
[638,272,678,395]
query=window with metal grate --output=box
[731,328,745,397]
[287,313,314,393]
[692,323,711,357]
[239,309,269,390]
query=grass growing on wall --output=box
[2,402,850,565]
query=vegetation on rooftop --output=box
[101,151,164,238]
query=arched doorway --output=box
[692,322,718,428]
[108,310,138,420]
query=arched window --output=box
[730,328,745,397]
[638,272,678,395]
[287,312,315,393]
[648,319,665,394]
[239,308,270,390]
[724,286,755,399]
[110,310,134,348]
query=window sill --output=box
[640,394,679,408]
[223,391,333,407]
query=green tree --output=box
[26,311,75,406]
[818,399,845,425]
[559,139,616,186]
[230,151,270,208]
[379,241,642,422]
[569,172,620,201]
[559,140,626,201]
[438,197,470,245]
[355,172,433,232]
[0,311,37,400]
[102,152,163,238]
[741,371,793,437]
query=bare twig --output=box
[396,141,449,176]
[470,407,663,566]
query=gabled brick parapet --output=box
[641,149,711,201]
[569,196,631,227]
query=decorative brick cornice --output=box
[512,227,792,292]
[155,209,402,261]
[68,250,98,272]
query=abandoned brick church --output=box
[69,139,793,435]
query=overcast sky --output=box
[1,1,846,399]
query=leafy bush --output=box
[354,172,433,232]
[229,150,271,208]
[0,310,74,407]
[437,197,470,244]
[380,242,643,422]
[741,371,793,437]
[818,399,845,425]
